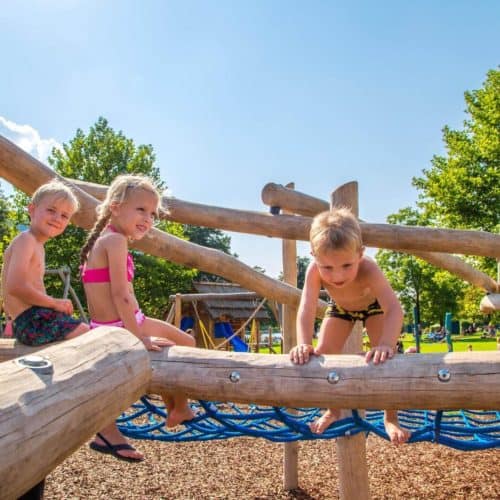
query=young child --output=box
[289,208,411,445]
[80,174,196,455]
[1,180,89,345]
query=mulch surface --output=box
[45,434,499,499]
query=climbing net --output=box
[117,397,500,451]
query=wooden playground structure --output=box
[0,133,499,499]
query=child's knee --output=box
[69,322,91,338]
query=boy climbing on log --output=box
[290,208,411,445]
[1,180,89,345]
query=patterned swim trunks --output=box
[13,306,83,346]
[325,299,383,324]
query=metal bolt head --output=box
[437,368,451,382]
[15,355,53,375]
[229,371,241,383]
[327,371,340,384]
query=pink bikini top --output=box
[81,225,135,284]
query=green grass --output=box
[254,333,498,354]
[401,333,498,353]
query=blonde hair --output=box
[31,179,79,212]
[310,208,362,255]
[80,174,160,266]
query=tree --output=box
[376,208,464,327]
[412,69,499,273]
[182,225,235,282]
[0,187,15,262]
[0,187,16,319]
[12,117,195,318]
[412,68,499,323]
[278,255,310,290]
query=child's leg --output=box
[310,317,353,434]
[142,317,195,347]
[365,315,411,445]
[143,317,196,426]
[65,322,91,339]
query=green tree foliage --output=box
[412,68,499,277]
[0,187,15,264]
[12,117,195,318]
[379,70,499,326]
[278,255,310,290]
[376,208,464,326]
[182,225,234,282]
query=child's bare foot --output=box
[309,409,340,434]
[166,405,197,428]
[384,411,411,445]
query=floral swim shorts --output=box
[13,306,83,346]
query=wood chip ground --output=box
[45,434,499,499]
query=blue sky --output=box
[1,1,498,278]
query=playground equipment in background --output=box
[166,284,273,351]
[214,322,249,352]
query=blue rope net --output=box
[117,397,500,451]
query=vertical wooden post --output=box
[282,182,299,490]
[174,293,182,329]
[331,182,371,500]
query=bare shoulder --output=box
[359,255,383,277]
[7,231,37,254]
[101,231,129,258]
[305,260,322,283]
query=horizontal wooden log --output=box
[0,338,47,362]
[168,292,261,301]
[68,177,498,293]
[68,177,500,259]
[480,293,500,313]
[262,182,328,216]
[411,250,498,293]
[0,327,150,499]
[149,346,500,410]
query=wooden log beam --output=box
[262,182,328,216]
[0,327,150,499]
[67,177,500,259]
[168,292,262,301]
[66,178,499,292]
[480,293,500,313]
[0,338,47,362]
[149,347,500,410]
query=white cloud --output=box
[0,116,62,164]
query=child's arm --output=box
[290,261,321,364]
[364,261,404,364]
[106,235,143,338]
[5,234,72,314]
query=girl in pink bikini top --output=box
[81,225,135,283]
[79,174,197,432]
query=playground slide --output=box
[214,322,249,352]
